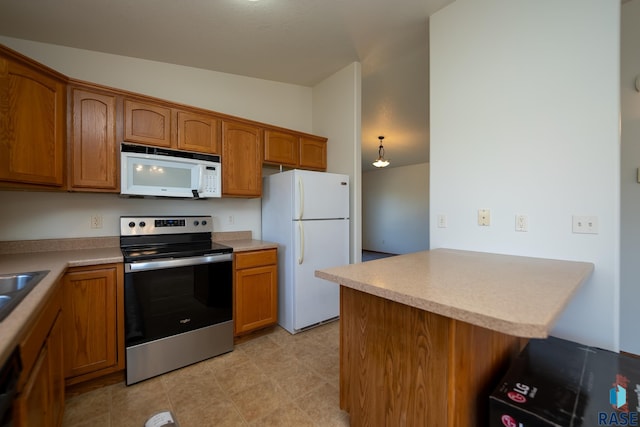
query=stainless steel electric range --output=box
[120,216,233,385]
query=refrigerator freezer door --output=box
[292,218,348,331]
[293,170,349,220]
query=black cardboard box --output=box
[489,336,640,427]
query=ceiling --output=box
[0,0,453,171]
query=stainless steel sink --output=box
[0,270,49,321]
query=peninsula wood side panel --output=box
[446,319,525,427]
[340,286,524,427]
[340,286,449,426]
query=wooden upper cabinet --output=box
[69,85,118,191]
[299,135,327,171]
[0,51,65,187]
[264,130,298,167]
[177,111,220,154]
[124,99,172,147]
[222,121,263,197]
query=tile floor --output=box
[61,321,349,427]
[361,250,396,262]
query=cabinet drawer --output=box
[235,249,277,269]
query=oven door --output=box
[124,253,233,348]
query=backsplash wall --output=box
[0,191,261,241]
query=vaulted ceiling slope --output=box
[0,0,453,170]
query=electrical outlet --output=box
[572,215,598,234]
[227,215,235,225]
[90,215,103,229]
[515,214,528,232]
[437,214,447,228]
[478,209,490,226]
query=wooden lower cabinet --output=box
[234,249,278,336]
[62,264,124,385]
[14,281,64,427]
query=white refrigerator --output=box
[262,169,350,334]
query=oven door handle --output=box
[125,253,233,272]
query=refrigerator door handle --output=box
[298,221,305,264]
[297,176,304,220]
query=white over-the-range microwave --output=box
[120,143,221,198]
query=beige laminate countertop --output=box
[0,247,123,367]
[218,239,278,252]
[316,248,594,338]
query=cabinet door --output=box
[124,99,172,147]
[69,87,118,191]
[0,55,65,186]
[15,345,50,427]
[48,314,64,427]
[63,266,118,379]
[177,111,220,154]
[299,136,327,171]
[234,264,278,335]
[222,121,263,197]
[264,130,298,167]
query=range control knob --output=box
[193,221,200,226]
[201,220,207,226]
[128,222,135,228]
[139,221,146,227]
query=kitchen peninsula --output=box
[315,248,594,426]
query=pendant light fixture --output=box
[372,135,390,168]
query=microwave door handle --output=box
[193,165,206,198]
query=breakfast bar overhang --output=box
[315,248,594,426]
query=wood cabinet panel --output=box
[62,265,122,382]
[0,53,65,187]
[264,130,298,167]
[19,284,62,385]
[69,86,118,191]
[48,314,65,427]
[15,345,50,427]
[15,281,64,427]
[234,249,278,270]
[222,121,263,197]
[235,265,278,335]
[340,286,524,427]
[234,248,278,336]
[340,286,449,425]
[124,99,172,147]
[299,136,327,171]
[177,111,220,154]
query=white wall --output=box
[430,0,620,350]
[0,191,260,240]
[362,163,429,254]
[620,0,640,354]
[312,63,362,263]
